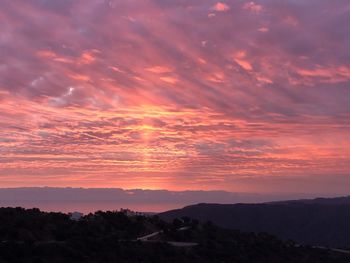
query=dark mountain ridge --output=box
[268,195,350,205]
[159,195,350,248]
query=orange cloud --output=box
[232,51,253,70]
[234,58,253,71]
[68,73,91,82]
[79,50,97,65]
[212,2,230,12]
[146,66,173,74]
[159,76,178,84]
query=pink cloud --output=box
[243,2,263,13]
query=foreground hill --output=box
[1,207,350,262]
[159,199,350,248]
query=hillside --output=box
[1,207,350,262]
[160,201,350,248]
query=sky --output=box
[0,0,350,195]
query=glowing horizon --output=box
[1,0,350,194]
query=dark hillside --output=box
[1,207,350,262]
[160,202,350,248]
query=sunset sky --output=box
[1,0,350,194]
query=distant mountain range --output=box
[0,187,328,203]
[160,195,350,248]
[0,187,333,213]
